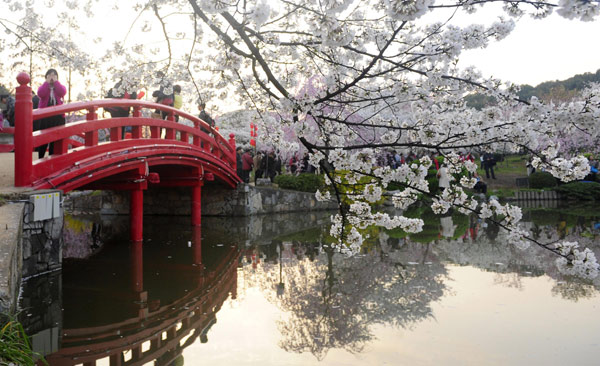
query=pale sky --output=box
[95,3,600,89]
[4,3,599,101]
[438,8,600,86]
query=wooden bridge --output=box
[8,72,240,241]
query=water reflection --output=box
[23,220,239,366]
[19,203,600,365]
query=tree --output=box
[0,1,98,99]
[179,0,599,279]
[2,0,599,278]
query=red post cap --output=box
[17,72,30,86]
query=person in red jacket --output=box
[241,149,254,183]
[36,68,67,158]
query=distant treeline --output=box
[465,69,600,109]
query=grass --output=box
[488,187,517,199]
[476,154,529,177]
[0,313,47,366]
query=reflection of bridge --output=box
[9,73,240,241]
[41,231,240,366]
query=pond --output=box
[19,203,600,366]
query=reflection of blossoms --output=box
[62,215,102,259]
[240,238,447,360]
[555,242,599,280]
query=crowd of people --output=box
[235,149,319,184]
[1,68,220,158]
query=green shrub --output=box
[297,173,325,193]
[274,173,324,193]
[528,172,557,189]
[554,182,600,201]
[274,174,300,191]
[427,175,440,195]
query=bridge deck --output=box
[0,152,34,194]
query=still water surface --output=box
[20,204,600,365]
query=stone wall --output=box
[0,203,24,313]
[65,183,338,217]
[21,213,63,279]
[0,191,63,314]
[20,193,64,279]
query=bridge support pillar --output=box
[130,241,143,293]
[192,226,203,268]
[191,182,203,226]
[130,188,144,242]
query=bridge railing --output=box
[12,72,237,187]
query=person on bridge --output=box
[198,102,215,129]
[36,68,67,158]
[0,94,15,128]
[173,85,182,122]
[105,80,137,138]
[151,76,174,120]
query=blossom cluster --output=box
[555,242,599,280]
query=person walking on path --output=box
[473,172,487,194]
[482,152,496,179]
[36,68,67,158]
[437,165,451,192]
[241,149,254,183]
[236,147,243,178]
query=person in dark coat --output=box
[264,151,278,182]
[105,80,137,138]
[236,147,243,178]
[483,152,496,179]
[1,94,15,127]
[198,102,214,127]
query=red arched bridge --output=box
[10,72,240,241]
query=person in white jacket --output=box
[437,166,451,192]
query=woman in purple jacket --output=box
[36,68,67,158]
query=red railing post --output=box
[165,111,175,140]
[85,107,98,146]
[14,72,33,187]
[110,126,122,142]
[132,107,142,139]
[193,121,200,147]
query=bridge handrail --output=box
[30,99,232,152]
[32,100,219,139]
[13,72,238,187]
